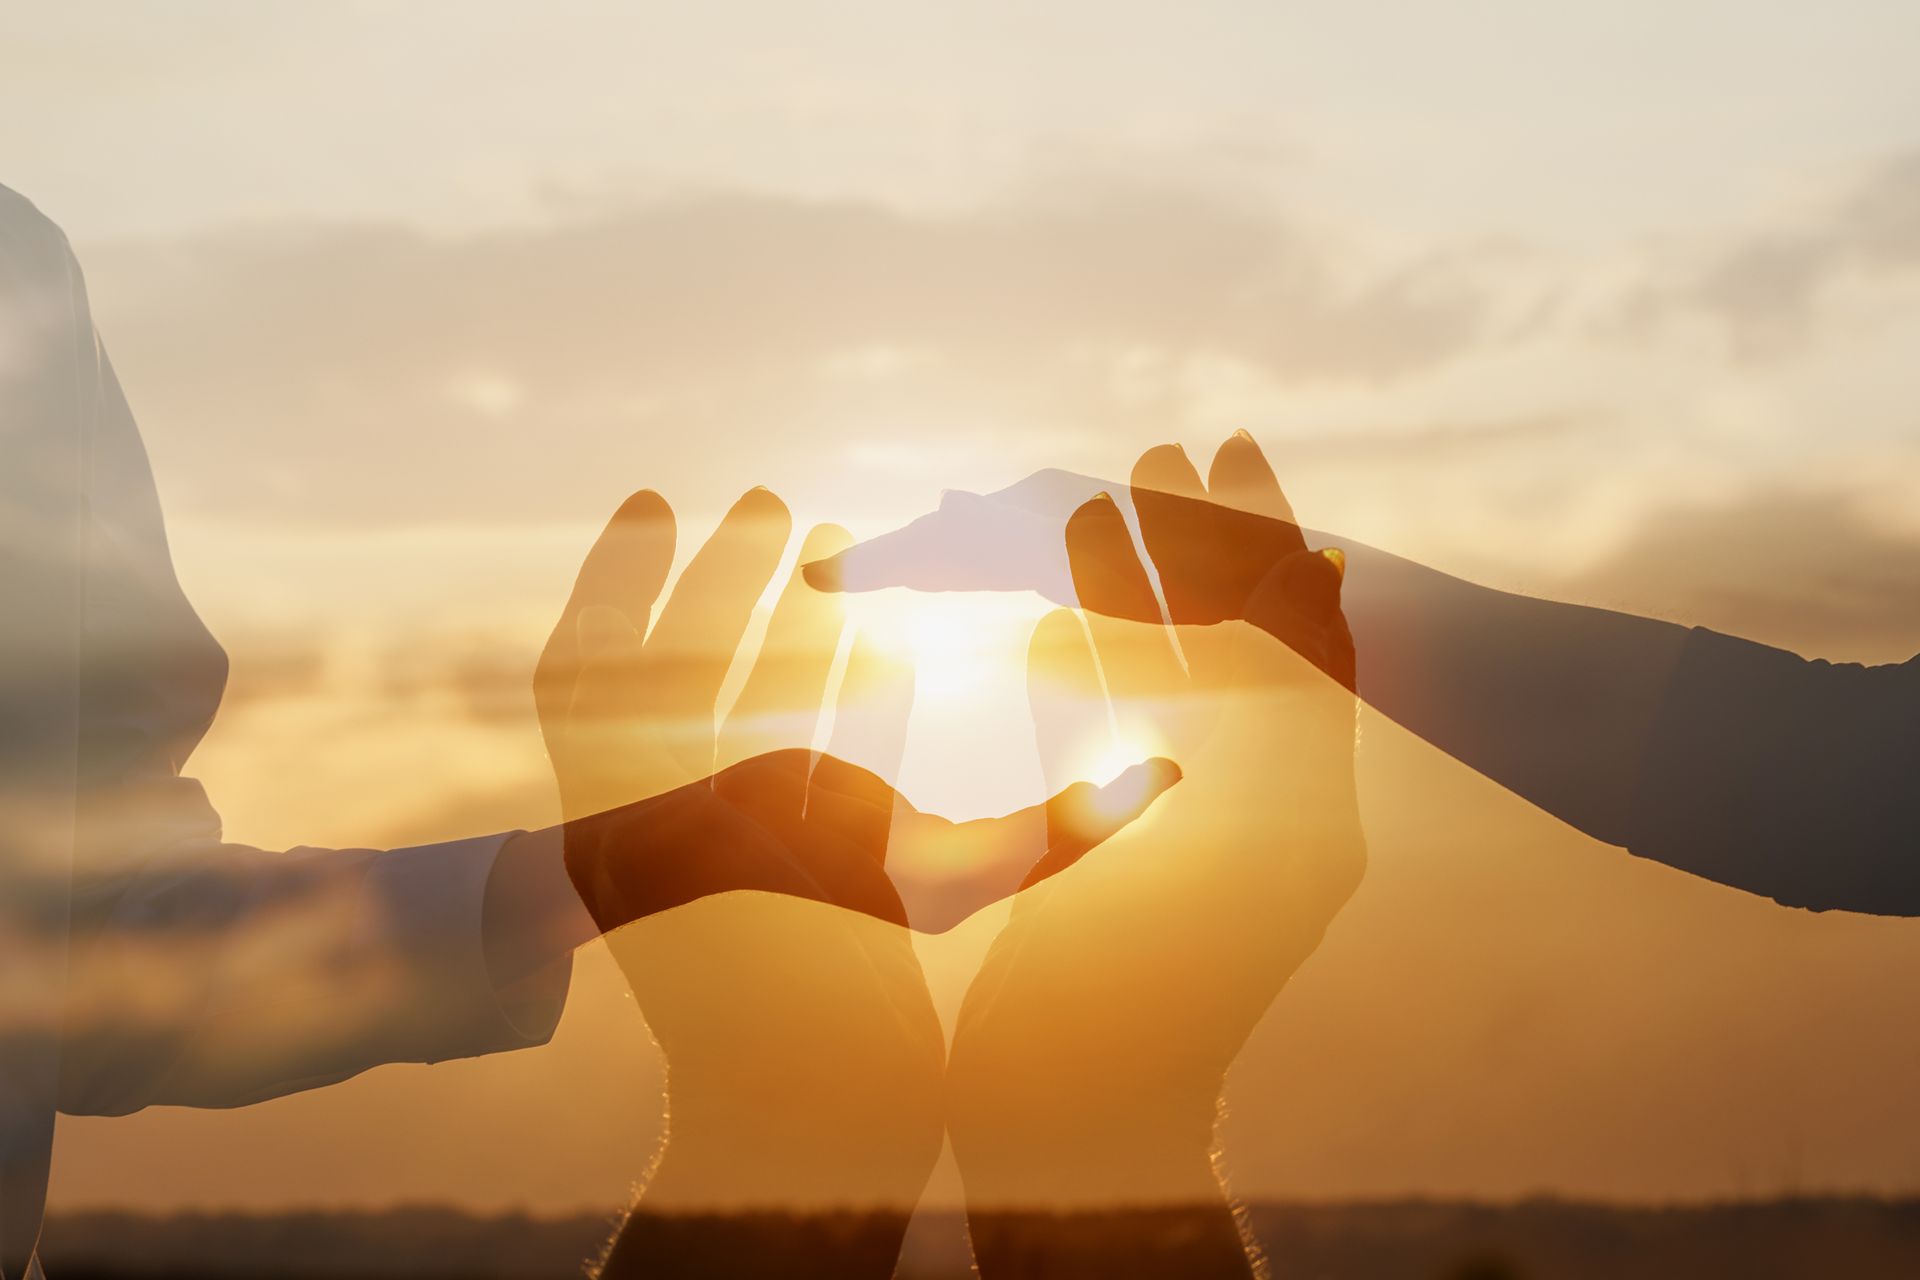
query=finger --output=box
[801,496,1050,595]
[1026,608,1110,795]
[1065,494,1185,703]
[535,490,675,734]
[1065,492,1160,621]
[568,604,648,719]
[557,605,650,815]
[800,493,1056,596]
[1130,442,1206,500]
[639,486,791,722]
[1134,434,1312,624]
[1244,546,1357,691]
[718,522,852,768]
[1018,757,1182,890]
[821,634,915,856]
[1130,446,1230,624]
[802,470,1120,605]
[1208,428,1300,526]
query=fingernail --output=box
[1233,428,1255,443]
[1321,547,1346,581]
[615,489,666,519]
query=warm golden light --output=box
[1078,731,1167,789]
[848,593,1041,707]
[25,0,1920,1244]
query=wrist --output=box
[483,827,597,989]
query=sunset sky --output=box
[11,0,1920,1217]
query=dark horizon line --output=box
[46,1192,1920,1223]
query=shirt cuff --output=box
[368,832,573,1059]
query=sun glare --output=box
[1065,725,1172,788]
[849,592,1039,705]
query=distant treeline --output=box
[37,1197,1920,1279]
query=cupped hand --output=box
[541,487,1178,937]
[535,487,1177,1277]
[536,489,938,1276]
[945,438,1366,1278]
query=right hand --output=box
[946,438,1367,1276]
[800,431,1355,690]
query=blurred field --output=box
[38,1198,1920,1279]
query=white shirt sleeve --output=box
[370,831,575,1053]
[5,178,577,1119]
[58,825,574,1116]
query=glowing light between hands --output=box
[848,593,1040,705]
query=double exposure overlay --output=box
[7,7,1920,1278]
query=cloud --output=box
[1665,149,1920,354]
[1843,150,1920,265]
[1563,487,1920,664]
[77,177,1496,526]
[1276,413,1595,463]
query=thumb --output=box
[1019,757,1183,891]
[1250,547,1343,625]
[1244,547,1356,689]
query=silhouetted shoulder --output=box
[0,182,78,265]
[0,183,94,409]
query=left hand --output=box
[537,488,942,1276]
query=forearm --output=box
[62,831,574,1115]
[1332,539,1920,912]
[1625,630,1920,914]
[1329,537,1687,849]
[484,825,597,1001]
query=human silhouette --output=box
[0,183,1171,1280]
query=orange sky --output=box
[17,0,1920,1217]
